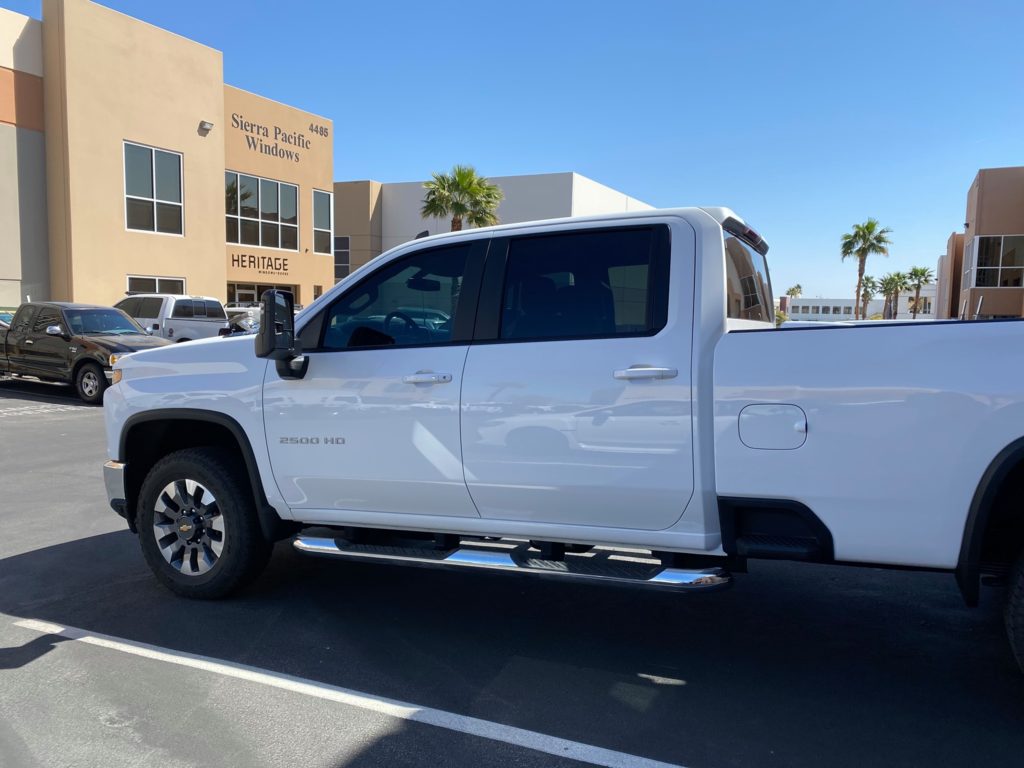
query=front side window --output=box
[32,307,60,333]
[499,226,668,342]
[313,190,333,254]
[724,235,773,322]
[125,142,183,234]
[226,172,298,250]
[318,244,470,350]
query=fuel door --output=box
[738,404,807,450]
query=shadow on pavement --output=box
[1,530,1022,768]
[0,377,88,406]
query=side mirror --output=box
[45,325,65,337]
[256,289,308,379]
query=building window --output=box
[313,190,333,254]
[124,142,183,234]
[313,285,323,300]
[800,306,809,314]
[227,282,296,305]
[126,275,185,294]
[811,306,820,314]
[843,306,853,315]
[971,235,1024,288]
[334,236,350,282]
[832,306,842,315]
[225,172,298,250]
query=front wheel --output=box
[75,362,107,404]
[1006,551,1024,672]
[137,447,272,599]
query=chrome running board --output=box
[293,535,731,592]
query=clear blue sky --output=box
[7,0,1024,297]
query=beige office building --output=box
[1,0,334,311]
[937,167,1024,319]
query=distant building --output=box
[936,166,1024,319]
[332,173,652,278]
[786,286,935,322]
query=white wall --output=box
[379,172,647,252]
[570,173,652,217]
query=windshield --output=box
[64,308,146,335]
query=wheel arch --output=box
[119,409,293,541]
[957,435,1024,606]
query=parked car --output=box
[0,302,170,402]
[103,206,1024,673]
[114,294,229,342]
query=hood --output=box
[85,333,174,352]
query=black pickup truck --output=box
[0,302,171,403]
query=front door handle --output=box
[613,366,677,381]
[24,339,34,345]
[402,371,453,384]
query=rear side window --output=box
[115,297,142,317]
[11,306,37,332]
[499,226,668,341]
[171,300,194,318]
[724,235,773,322]
[204,301,227,320]
[137,297,163,317]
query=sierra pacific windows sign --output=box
[230,113,328,164]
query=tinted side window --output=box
[137,297,164,317]
[115,297,141,317]
[319,244,471,350]
[11,306,37,333]
[32,307,61,332]
[172,300,194,318]
[724,235,773,322]
[204,301,227,320]
[500,226,668,341]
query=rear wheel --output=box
[137,447,272,599]
[75,362,106,404]
[1005,550,1024,672]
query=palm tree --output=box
[877,273,901,319]
[421,165,504,232]
[786,284,802,298]
[890,272,910,319]
[841,219,893,319]
[859,275,879,320]
[906,266,935,318]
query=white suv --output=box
[115,294,229,342]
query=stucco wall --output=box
[44,0,227,305]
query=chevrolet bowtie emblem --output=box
[179,522,193,533]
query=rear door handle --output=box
[613,366,677,381]
[402,371,453,384]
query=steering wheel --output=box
[383,311,419,336]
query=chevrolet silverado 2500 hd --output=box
[102,208,1024,671]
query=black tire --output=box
[74,361,107,404]
[1005,551,1024,672]
[137,447,272,599]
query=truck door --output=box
[5,305,38,371]
[26,305,69,377]
[262,240,487,520]
[460,222,696,531]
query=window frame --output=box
[225,170,299,252]
[125,274,186,295]
[472,224,672,345]
[313,189,334,255]
[123,140,184,237]
[299,238,489,353]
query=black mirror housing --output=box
[255,290,297,360]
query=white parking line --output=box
[13,618,685,768]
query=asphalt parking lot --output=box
[1,377,1024,768]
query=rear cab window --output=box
[723,228,773,323]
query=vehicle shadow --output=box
[1,531,1022,768]
[0,377,89,406]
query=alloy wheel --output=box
[152,479,226,576]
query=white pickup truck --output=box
[102,208,1024,671]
